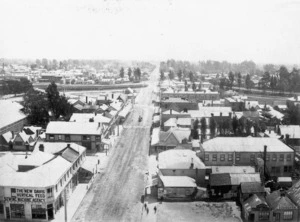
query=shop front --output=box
[3,187,54,221]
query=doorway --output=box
[6,207,10,219]
[47,204,54,220]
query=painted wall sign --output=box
[4,188,46,203]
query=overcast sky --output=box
[0,0,299,64]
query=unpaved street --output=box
[71,67,158,222]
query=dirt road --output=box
[71,67,158,222]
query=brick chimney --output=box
[170,109,172,115]
[220,112,222,117]
[86,96,88,103]
[67,144,71,148]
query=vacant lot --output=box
[156,201,241,222]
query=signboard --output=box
[4,188,46,203]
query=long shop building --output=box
[0,142,86,221]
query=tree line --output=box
[160,59,263,75]
[119,67,142,81]
[1,78,32,95]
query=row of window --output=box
[205,153,292,162]
[256,210,294,221]
[55,152,86,193]
[48,135,101,141]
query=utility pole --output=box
[64,188,68,222]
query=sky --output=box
[0,0,300,64]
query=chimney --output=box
[190,158,194,169]
[211,113,214,117]
[294,95,297,101]
[170,109,172,115]
[86,96,88,103]
[67,143,70,148]
[39,144,44,152]
[220,112,222,117]
[95,112,97,116]
[105,95,107,101]
[112,94,114,99]
[36,129,39,137]
[229,112,232,119]
[286,134,290,144]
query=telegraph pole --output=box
[64,189,68,222]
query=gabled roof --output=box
[33,142,85,156]
[279,125,300,139]
[266,190,297,210]
[241,182,265,194]
[18,151,55,166]
[55,147,79,163]
[210,173,261,186]
[243,194,269,213]
[160,176,196,188]
[74,104,83,110]
[69,113,110,124]
[287,180,300,206]
[159,149,205,169]
[46,121,102,135]
[1,131,14,143]
[203,137,293,153]
[0,101,27,130]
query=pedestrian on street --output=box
[146,207,149,214]
[154,206,157,213]
[144,203,147,209]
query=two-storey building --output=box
[45,121,102,152]
[201,137,294,177]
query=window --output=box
[47,188,53,198]
[259,211,269,220]
[271,167,276,173]
[82,135,91,140]
[58,135,62,140]
[96,136,101,141]
[220,154,225,161]
[49,135,54,140]
[284,166,288,172]
[55,185,58,192]
[272,154,277,161]
[250,154,255,162]
[228,154,233,161]
[266,154,270,161]
[280,154,284,161]
[287,154,292,161]
[64,175,66,182]
[205,154,209,161]
[31,204,46,219]
[283,211,293,220]
[212,154,217,161]
[65,135,70,141]
[10,204,25,219]
[60,179,62,187]
[235,153,240,162]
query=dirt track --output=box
[71,68,158,222]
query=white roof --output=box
[211,166,256,174]
[19,151,54,166]
[119,104,132,118]
[279,125,300,139]
[46,121,102,135]
[0,155,71,187]
[151,127,160,146]
[2,131,14,143]
[203,137,294,153]
[277,177,292,182]
[0,101,26,130]
[160,176,196,188]
[159,149,206,169]
[33,142,86,155]
[69,113,110,124]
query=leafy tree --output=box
[192,82,196,91]
[168,70,175,80]
[237,72,242,89]
[52,59,58,70]
[128,68,132,79]
[20,78,33,93]
[189,71,194,82]
[232,115,239,135]
[177,69,183,81]
[36,59,41,67]
[160,70,165,81]
[46,82,73,120]
[200,117,207,142]
[228,71,234,89]
[22,88,50,127]
[209,115,217,138]
[120,67,125,78]
[192,119,199,139]
[42,58,49,70]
